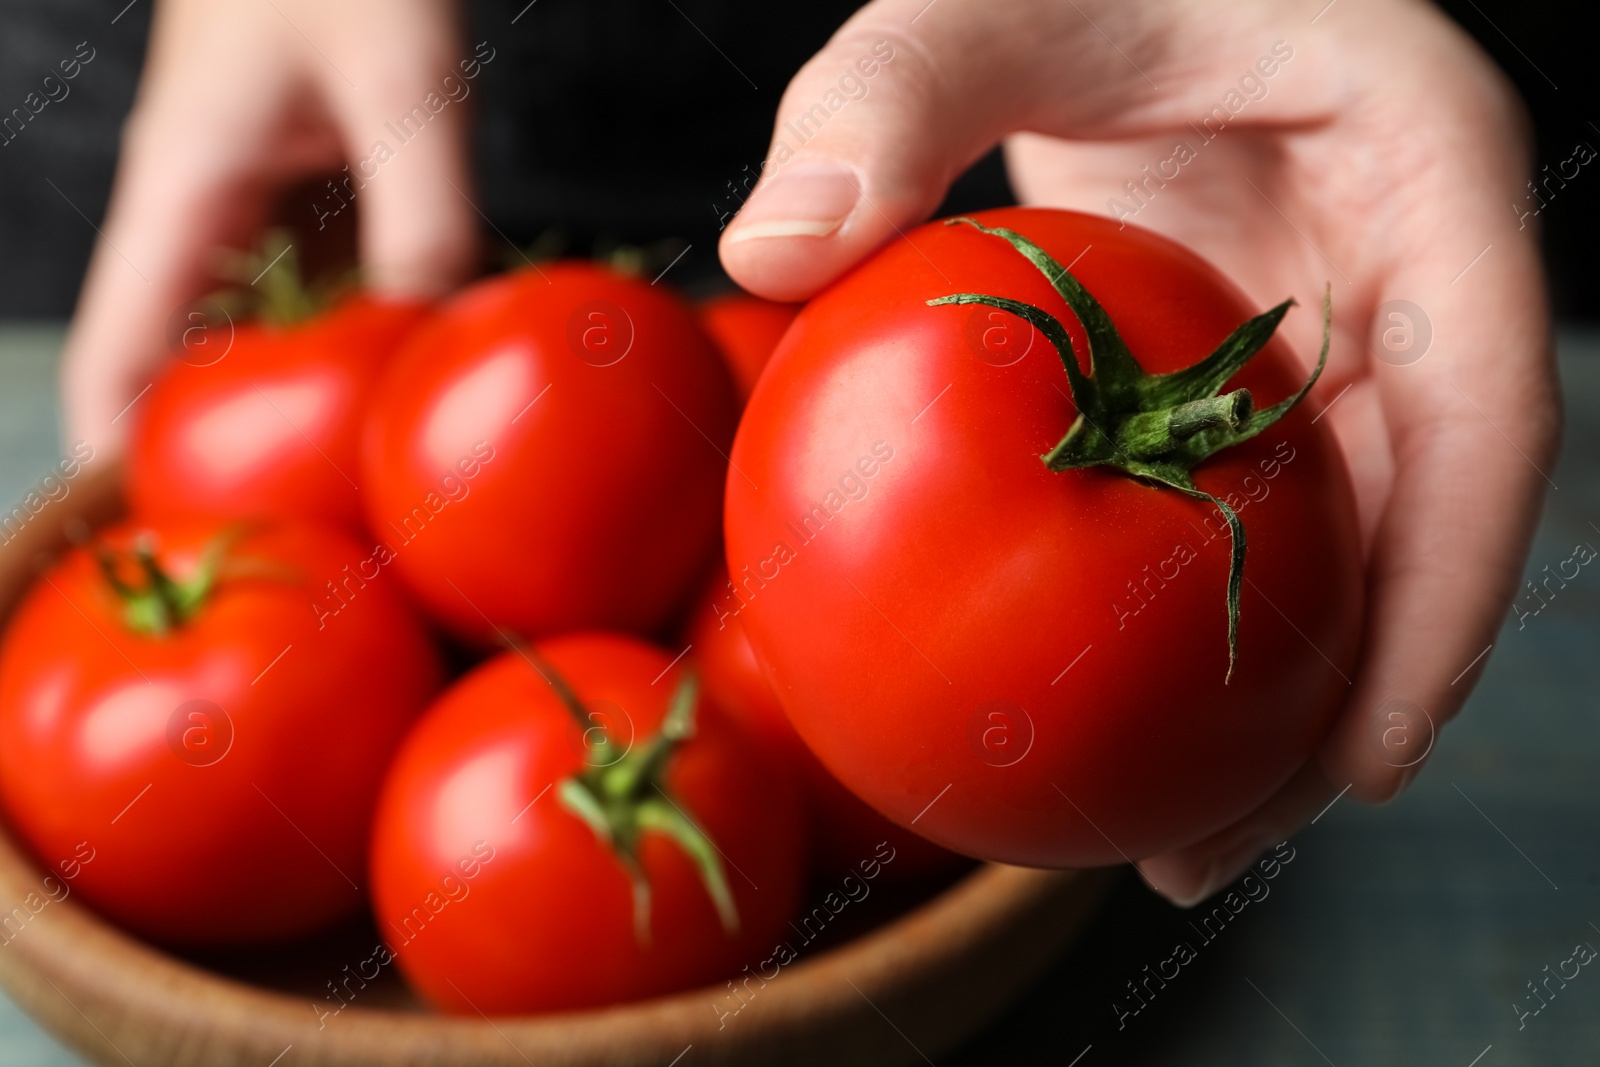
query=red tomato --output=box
[686,567,964,882]
[695,293,801,401]
[0,520,441,946]
[723,207,1363,867]
[369,632,805,1014]
[361,263,737,646]
[127,296,426,529]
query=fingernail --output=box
[725,160,860,244]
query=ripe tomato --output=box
[361,263,737,646]
[0,520,441,946]
[695,293,801,401]
[369,632,805,1014]
[686,567,964,882]
[724,207,1362,867]
[127,295,426,529]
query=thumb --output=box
[717,0,1167,300]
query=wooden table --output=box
[4,324,1597,1067]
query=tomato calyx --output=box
[93,531,234,637]
[530,652,740,946]
[928,217,1331,680]
[212,230,351,329]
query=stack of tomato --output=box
[0,207,1363,1016]
[0,248,963,1016]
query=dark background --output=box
[11,0,1580,320]
[0,0,1002,311]
[1433,0,1598,317]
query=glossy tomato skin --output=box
[724,207,1363,868]
[361,263,738,646]
[369,632,805,1015]
[686,568,965,883]
[695,293,801,401]
[0,521,441,947]
[127,296,427,530]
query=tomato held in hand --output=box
[724,208,1363,868]
[687,568,963,882]
[369,632,805,1015]
[361,263,738,646]
[127,290,426,530]
[695,293,801,401]
[0,521,441,946]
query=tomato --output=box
[127,295,426,530]
[361,263,737,646]
[723,207,1363,868]
[695,293,801,401]
[0,520,441,946]
[369,632,805,1014]
[686,567,964,882]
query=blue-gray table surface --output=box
[2,324,1596,1067]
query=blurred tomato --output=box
[360,262,737,646]
[127,296,426,530]
[695,293,800,401]
[0,520,441,946]
[370,632,805,1014]
[687,567,965,882]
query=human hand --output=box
[60,0,479,452]
[720,0,1559,902]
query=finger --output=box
[1319,362,1556,802]
[59,186,244,453]
[1139,760,1336,906]
[717,0,1172,301]
[1318,65,1557,804]
[324,9,478,298]
[718,0,1341,301]
[58,80,320,452]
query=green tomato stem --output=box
[928,217,1331,679]
[544,660,738,946]
[94,529,237,637]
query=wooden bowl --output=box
[0,464,1113,1066]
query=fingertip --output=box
[1321,746,1420,806]
[339,100,479,300]
[361,226,478,301]
[719,158,881,302]
[1136,762,1339,906]
[1317,694,1436,805]
[1140,835,1270,908]
[718,232,855,304]
[355,157,478,300]
[60,354,139,460]
[1137,855,1219,908]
